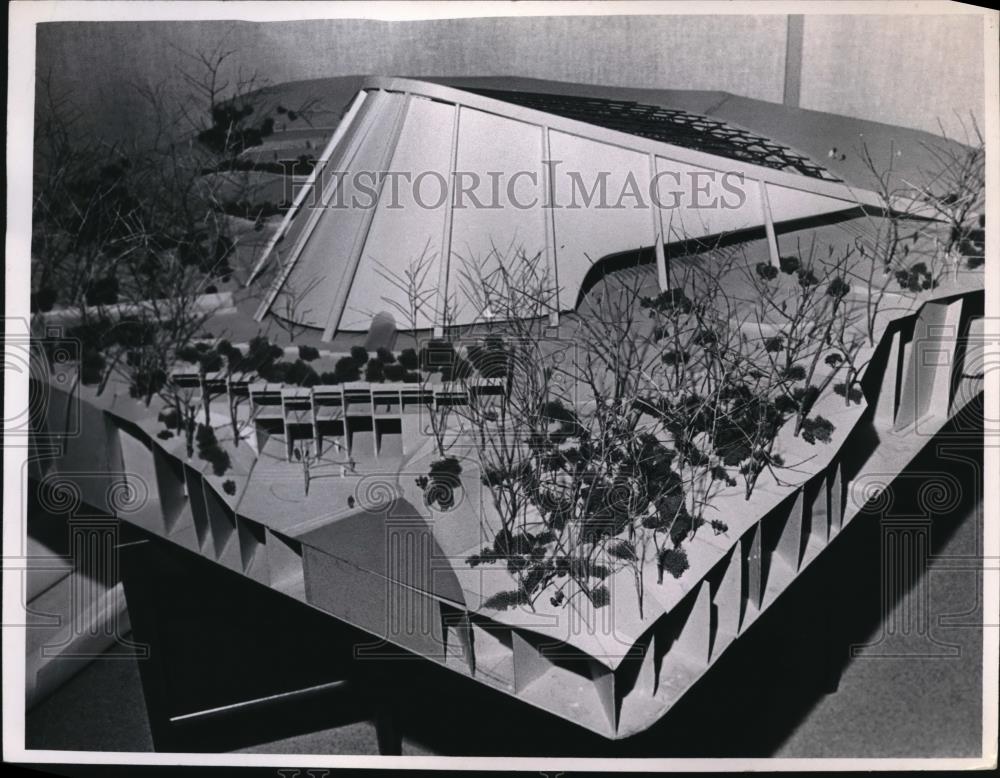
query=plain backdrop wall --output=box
[34,14,985,141]
[799,15,985,141]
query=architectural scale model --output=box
[29,77,985,738]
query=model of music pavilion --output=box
[32,78,985,738]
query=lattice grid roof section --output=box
[467,87,841,181]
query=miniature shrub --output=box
[222,479,237,496]
[895,262,936,292]
[640,287,694,313]
[482,590,529,610]
[285,359,319,387]
[195,423,218,450]
[661,348,690,366]
[783,364,807,381]
[175,345,202,364]
[834,382,864,404]
[711,395,784,466]
[319,371,338,385]
[333,356,360,383]
[826,276,851,299]
[375,347,395,364]
[658,547,689,580]
[588,585,611,608]
[238,335,285,381]
[205,284,218,295]
[117,318,161,350]
[710,465,737,487]
[383,363,405,382]
[245,336,283,373]
[606,539,638,562]
[257,359,319,386]
[755,262,779,281]
[197,103,275,156]
[199,350,223,373]
[156,429,174,440]
[257,360,288,383]
[692,327,719,348]
[365,358,385,383]
[541,400,582,443]
[779,255,800,274]
[423,457,463,510]
[216,340,244,370]
[739,451,785,485]
[961,219,985,268]
[792,385,821,416]
[195,423,230,475]
[398,348,419,370]
[797,268,819,287]
[298,344,320,362]
[158,408,180,430]
[800,415,835,445]
[774,394,799,414]
[349,345,369,367]
[668,510,703,547]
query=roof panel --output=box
[465,87,840,181]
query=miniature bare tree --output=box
[32,72,145,335]
[375,244,461,459]
[291,438,318,496]
[456,247,736,616]
[850,139,942,344]
[32,37,326,469]
[743,239,850,431]
[268,273,323,344]
[118,249,217,455]
[455,247,581,608]
[911,114,986,264]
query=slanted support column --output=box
[759,180,781,268]
[434,103,461,338]
[543,127,561,326]
[654,241,668,292]
[649,153,669,291]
